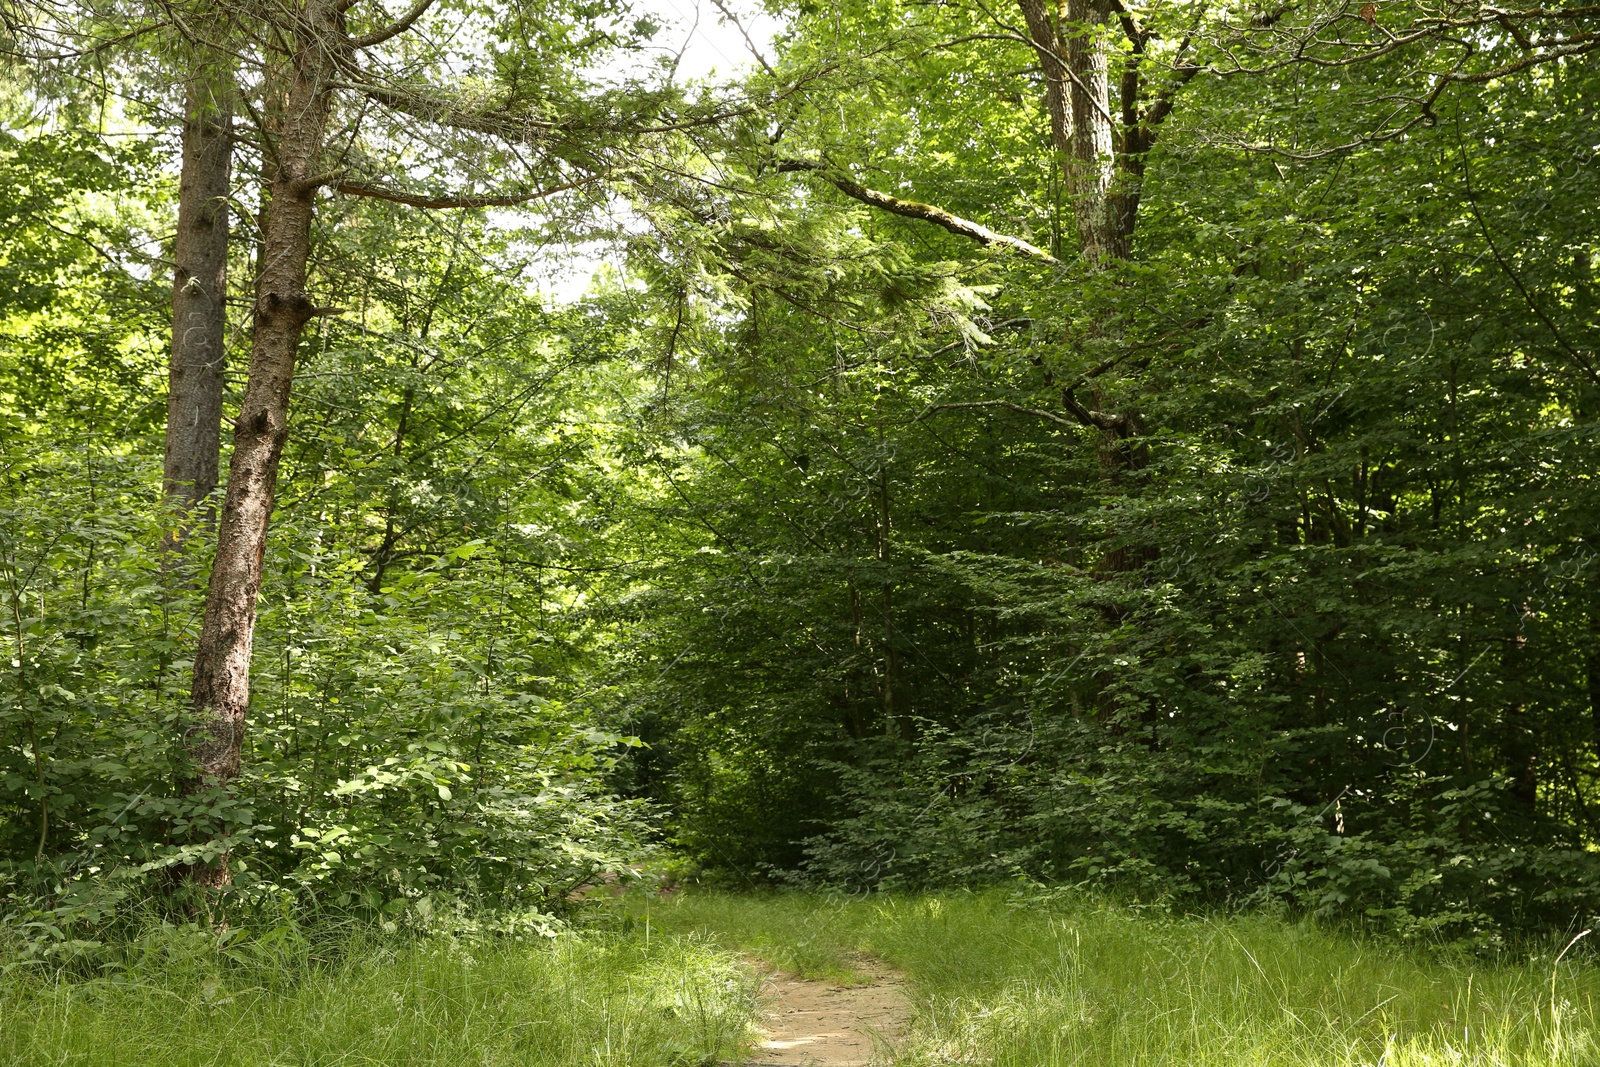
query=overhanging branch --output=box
[350,0,439,49]
[335,174,601,209]
[774,158,1059,265]
[921,399,1083,428]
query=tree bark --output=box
[1017,0,1135,263]
[165,76,232,533]
[1063,0,1124,263]
[1589,581,1600,744]
[182,2,339,885]
[774,158,1059,263]
[1014,0,1155,724]
[1016,0,1073,162]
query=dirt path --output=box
[736,955,912,1067]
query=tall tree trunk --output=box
[165,75,232,535]
[876,466,896,735]
[182,4,339,885]
[1017,0,1136,264]
[1588,581,1600,745]
[1017,0,1154,725]
[1063,0,1124,263]
[1017,0,1073,163]
[1501,630,1537,815]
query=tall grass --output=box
[0,921,754,1066]
[8,891,1595,1066]
[643,890,1600,1066]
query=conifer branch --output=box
[349,0,439,49]
[334,174,601,209]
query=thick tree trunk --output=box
[1015,0,1152,727]
[1590,587,1600,743]
[1018,0,1133,264]
[165,77,232,531]
[1064,0,1125,263]
[183,6,338,885]
[1016,0,1073,161]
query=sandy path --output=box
[735,955,912,1067]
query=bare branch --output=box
[920,399,1085,428]
[708,0,776,77]
[349,0,440,50]
[773,158,1060,264]
[298,169,347,192]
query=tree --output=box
[605,0,1600,935]
[164,49,233,538]
[177,0,718,882]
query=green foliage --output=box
[0,126,659,947]
[6,0,1600,957]
[605,2,1600,940]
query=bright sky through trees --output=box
[525,0,778,303]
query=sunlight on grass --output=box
[6,892,1594,1066]
[0,926,755,1066]
[643,890,1600,1066]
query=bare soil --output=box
[736,955,912,1067]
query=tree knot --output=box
[260,290,317,324]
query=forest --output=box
[1,0,1599,1061]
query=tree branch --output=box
[773,158,1059,264]
[349,0,439,50]
[919,399,1084,428]
[1455,117,1600,388]
[1059,388,1131,433]
[708,0,776,77]
[334,174,601,209]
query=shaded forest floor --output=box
[4,889,1599,1065]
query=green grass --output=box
[7,890,1597,1066]
[638,889,1600,1066]
[0,922,755,1066]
